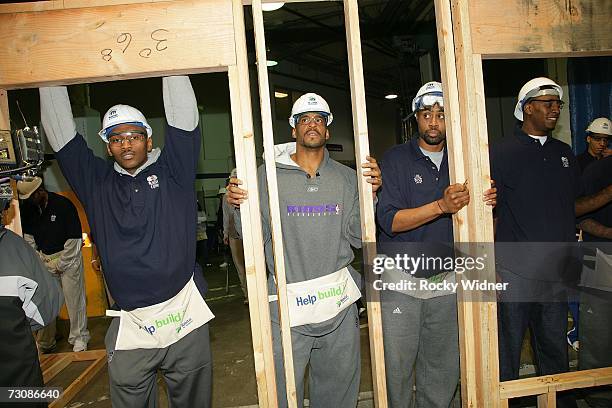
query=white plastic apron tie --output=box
[106,275,214,350]
[268,267,361,327]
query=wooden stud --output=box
[250,0,298,406]
[537,392,556,408]
[0,0,236,89]
[229,1,278,406]
[434,0,499,407]
[469,0,612,59]
[343,0,387,406]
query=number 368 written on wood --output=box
[100,29,169,61]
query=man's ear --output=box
[106,144,112,157]
[147,137,153,152]
[325,129,330,140]
[291,128,296,140]
[523,102,533,116]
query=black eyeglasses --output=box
[529,99,565,110]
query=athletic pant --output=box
[498,301,576,408]
[381,291,459,408]
[38,259,89,350]
[229,237,248,299]
[104,318,212,408]
[272,303,360,408]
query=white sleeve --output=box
[163,76,199,131]
[39,86,77,152]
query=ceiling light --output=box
[266,60,278,67]
[261,2,285,11]
[385,94,398,100]
[274,91,289,99]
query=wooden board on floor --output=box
[39,350,107,408]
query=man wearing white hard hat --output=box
[227,93,381,407]
[491,77,581,407]
[17,177,90,354]
[577,117,612,171]
[377,82,496,407]
[39,76,213,407]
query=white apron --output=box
[269,267,361,327]
[106,276,214,350]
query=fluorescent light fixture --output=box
[385,94,398,100]
[274,91,289,98]
[261,2,285,11]
[266,60,278,67]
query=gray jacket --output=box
[239,142,364,336]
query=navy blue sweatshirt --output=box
[490,126,582,243]
[55,125,206,310]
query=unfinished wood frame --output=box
[38,350,107,408]
[433,0,612,406]
[249,0,386,406]
[0,0,280,405]
[0,0,380,406]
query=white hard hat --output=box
[98,104,153,142]
[289,93,333,128]
[17,176,42,200]
[514,77,563,121]
[412,81,444,112]
[586,117,612,136]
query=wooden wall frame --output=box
[433,0,612,407]
[0,0,382,406]
[4,0,611,407]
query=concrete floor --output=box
[45,252,606,407]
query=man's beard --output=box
[301,130,327,149]
[420,130,445,146]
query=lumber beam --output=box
[251,0,298,406]
[537,392,556,408]
[0,0,338,14]
[228,1,278,406]
[499,367,612,400]
[0,0,235,89]
[343,0,387,406]
[434,1,499,407]
[42,355,72,383]
[49,353,107,408]
[469,0,612,58]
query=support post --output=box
[229,0,278,405]
[433,0,499,407]
[343,0,387,406]
[251,0,298,406]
